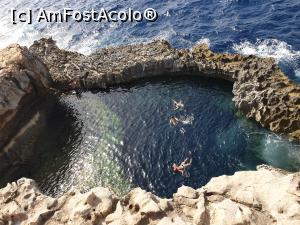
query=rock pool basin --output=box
[1,76,299,198]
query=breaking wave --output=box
[232,39,300,82]
[233,39,300,61]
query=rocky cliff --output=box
[0,40,299,225]
[0,44,52,174]
[0,165,299,225]
[29,38,300,141]
[0,39,299,164]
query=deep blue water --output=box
[0,0,299,81]
[2,77,299,198]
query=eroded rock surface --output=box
[1,166,299,225]
[29,38,300,140]
[0,44,52,173]
[0,39,299,224]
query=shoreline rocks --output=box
[29,38,300,141]
[0,39,299,224]
[0,44,53,174]
[0,166,299,225]
[1,38,298,159]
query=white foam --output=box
[295,69,300,78]
[233,39,300,80]
[245,131,300,169]
[218,0,238,5]
[196,38,211,48]
[232,39,300,62]
[69,35,99,55]
[179,114,194,125]
[0,1,183,55]
[0,19,73,51]
[261,133,300,168]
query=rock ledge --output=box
[0,166,299,225]
[29,38,300,140]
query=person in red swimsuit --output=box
[172,158,192,177]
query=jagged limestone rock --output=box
[0,44,52,174]
[29,38,300,140]
[0,39,299,224]
[0,166,299,225]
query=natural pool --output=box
[1,77,300,198]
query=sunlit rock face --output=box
[0,39,299,224]
[0,39,299,175]
[30,38,300,141]
[0,44,52,174]
[0,166,299,225]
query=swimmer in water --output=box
[172,158,192,177]
[172,99,184,110]
[180,127,186,134]
[169,116,180,126]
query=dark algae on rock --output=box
[29,38,300,141]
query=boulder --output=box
[0,166,299,225]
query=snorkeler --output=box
[172,99,184,110]
[172,158,192,177]
[169,116,180,126]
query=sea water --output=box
[0,0,299,81]
[1,77,298,198]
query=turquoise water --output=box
[2,77,299,198]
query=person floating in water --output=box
[169,116,180,126]
[172,158,192,177]
[172,99,184,110]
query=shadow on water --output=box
[0,76,299,198]
[0,97,81,192]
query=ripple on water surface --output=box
[2,77,300,198]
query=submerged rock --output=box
[0,166,299,225]
[29,38,300,141]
